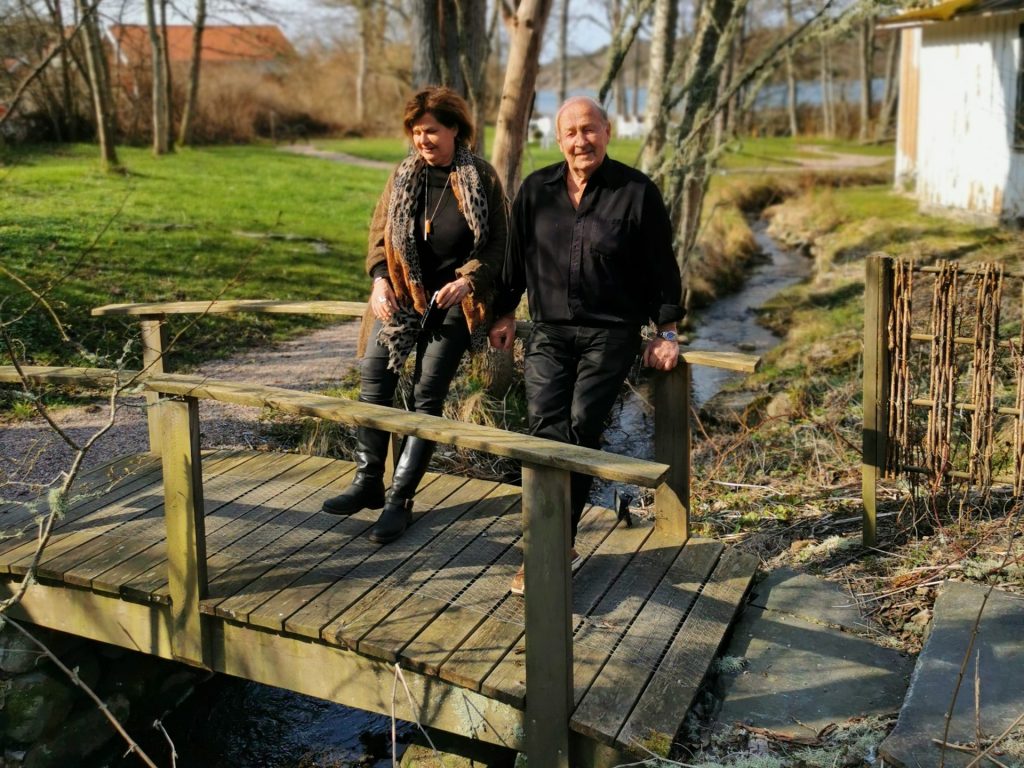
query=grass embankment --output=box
[0,143,388,372]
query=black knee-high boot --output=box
[322,427,389,515]
[369,437,435,544]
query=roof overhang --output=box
[878,0,1024,30]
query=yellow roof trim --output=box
[879,0,981,26]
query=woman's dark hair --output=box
[402,87,475,148]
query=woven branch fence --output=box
[862,254,1024,544]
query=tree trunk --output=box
[664,0,741,299]
[784,0,798,137]
[820,33,834,138]
[44,0,76,140]
[641,0,677,174]
[875,28,899,141]
[558,0,570,103]
[76,0,118,168]
[178,0,206,146]
[412,0,442,87]
[145,0,170,154]
[355,1,370,124]
[858,16,874,142]
[455,0,488,154]
[159,0,175,150]
[490,0,555,195]
[610,0,627,116]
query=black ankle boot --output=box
[369,497,413,543]
[322,427,388,515]
[368,437,435,543]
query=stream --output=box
[103,221,811,768]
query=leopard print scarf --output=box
[376,143,489,373]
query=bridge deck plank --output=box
[9,450,754,758]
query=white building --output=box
[882,0,1024,224]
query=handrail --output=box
[92,300,367,317]
[90,300,761,373]
[0,366,669,488]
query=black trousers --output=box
[524,322,641,541]
[359,306,470,416]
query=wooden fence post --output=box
[862,255,893,547]
[141,315,167,456]
[521,462,572,768]
[654,361,691,542]
[158,396,210,667]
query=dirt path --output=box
[1,320,362,502]
[720,144,891,175]
[278,143,394,170]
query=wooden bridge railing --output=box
[74,298,761,764]
[3,364,667,765]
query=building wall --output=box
[915,12,1024,223]
[894,27,920,189]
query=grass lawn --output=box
[1,143,389,369]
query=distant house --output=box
[881,0,1024,224]
[107,24,295,93]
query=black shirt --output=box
[370,164,474,293]
[496,157,684,327]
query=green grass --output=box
[1,143,389,368]
[717,135,894,170]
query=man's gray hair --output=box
[554,97,609,134]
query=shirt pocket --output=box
[590,217,627,258]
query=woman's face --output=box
[411,112,458,167]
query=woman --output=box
[322,87,508,545]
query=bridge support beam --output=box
[140,315,167,456]
[159,396,210,667]
[521,463,573,768]
[655,361,691,541]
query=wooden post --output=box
[654,361,691,541]
[862,255,893,547]
[521,462,572,768]
[158,396,210,667]
[140,315,168,456]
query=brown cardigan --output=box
[356,154,509,358]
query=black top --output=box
[370,164,474,293]
[495,157,684,327]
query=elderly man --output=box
[489,97,684,596]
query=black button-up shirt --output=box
[496,157,684,327]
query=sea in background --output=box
[534,78,885,117]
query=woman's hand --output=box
[435,276,472,309]
[371,278,396,322]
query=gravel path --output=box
[1,320,362,502]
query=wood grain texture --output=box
[570,538,723,744]
[616,547,758,755]
[159,397,209,666]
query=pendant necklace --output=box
[423,171,451,239]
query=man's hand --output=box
[643,336,679,371]
[488,314,516,351]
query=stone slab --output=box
[880,581,1024,768]
[749,567,867,633]
[715,605,914,739]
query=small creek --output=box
[105,220,811,768]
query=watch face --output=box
[659,331,678,341]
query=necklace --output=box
[423,171,451,239]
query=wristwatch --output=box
[656,330,678,342]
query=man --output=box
[489,97,684,596]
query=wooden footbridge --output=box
[0,301,760,767]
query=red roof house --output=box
[108,24,295,68]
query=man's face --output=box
[556,101,611,180]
